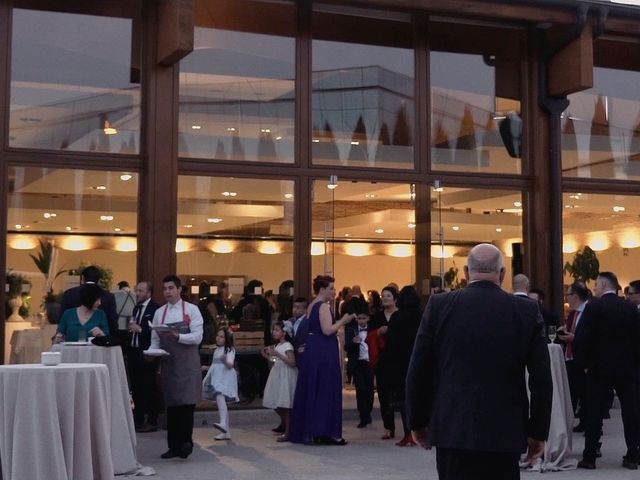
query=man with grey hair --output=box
[513,273,530,297]
[406,243,552,480]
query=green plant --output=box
[29,239,67,294]
[564,246,600,284]
[6,272,30,297]
[76,262,113,291]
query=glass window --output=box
[312,7,415,169]
[311,178,416,291]
[430,186,523,291]
[430,21,523,174]
[9,7,141,153]
[563,192,640,289]
[178,0,296,163]
[563,41,640,180]
[176,176,294,341]
[5,167,139,362]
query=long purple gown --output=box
[290,301,342,443]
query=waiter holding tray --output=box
[147,274,203,460]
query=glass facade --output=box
[9,8,141,153]
[178,0,296,162]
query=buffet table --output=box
[52,344,137,475]
[0,364,114,480]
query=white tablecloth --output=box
[524,343,576,472]
[52,344,138,475]
[0,364,114,480]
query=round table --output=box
[0,363,114,480]
[52,344,138,475]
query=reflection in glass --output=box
[430,186,523,291]
[312,10,414,169]
[176,176,294,308]
[5,167,139,340]
[430,23,523,174]
[9,8,141,153]
[563,67,640,180]
[311,179,416,290]
[562,192,640,288]
[178,0,296,162]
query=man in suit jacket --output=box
[406,243,552,480]
[289,297,309,357]
[127,280,160,432]
[60,265,118,334]
[574,271,640,470]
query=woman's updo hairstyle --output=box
[381,285,398,301]
[312,275,335,295]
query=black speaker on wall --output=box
[512,242,524,275]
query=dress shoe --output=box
[215,432,231,440]
[178,442,193,459]
[272,424,285,434]
[276,435,290,443]
[622,456,638,470]
[357,421,368,428]
[381,431,395,440]
[395,435,417,447]
[577,459,596,470]
[160,449,179,459]
[136,424,158,433]
[213,422,228,433]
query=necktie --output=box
[132,304,143,347]
[565,310,577,360]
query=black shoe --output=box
[573,423,585,433]
[178,442,193,459]
[596,442,602,458]
[161,449,179,459]
[577,459,596,469]
[357,421,368,428]
[272,424,285,434]
[623,458,638,470]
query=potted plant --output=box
[6,272,31,322]
[29,239,67,323]
[75,262,113,291]
[564,246,600,284]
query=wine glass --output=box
[548,326,556,343]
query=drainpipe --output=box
[538,5,607,319]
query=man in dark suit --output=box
[574,271,640,470]
[60,265,118,334]
[406,243,552,480]
[127,280,160,432]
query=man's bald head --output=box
[465,244,505,285]
[513,273,530,293]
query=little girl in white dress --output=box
[203,327,238,440]
[262,320,297,441]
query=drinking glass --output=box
[547,326,556,343]
[77,329,87,342]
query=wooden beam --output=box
[157,0,194,66]
[548,23,594,96]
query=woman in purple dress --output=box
[290,275,355,445]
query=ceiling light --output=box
[103,121,117,135]
[9,236,38,250]
[183,224,193,229]
[211,240,234,254]
[408,223,416,229]
[65,226,72,231]
[222,191,237,197]
[311,242,325,256]
[15,224,22,230]
[284,193,294,199]
[260,128,271,133]
[115,238,137,252]
[207,218,222,223]
[120,174,132,181]
[191,125,202,130]
[227,127,237,132]
[344,233,351,237]
[495,228,503,233]
[365,194,376,198]
[312,139,320,143]
[613,206,626,212]
[513,201,522,207]
[90,185,107,191]
[350,141,360,146]
[100,215,114,221]
[275,136,283,140]
[452,226,460,231]
[114,227,122,232]
[375,228,384,234]
[43,212,57,218]
[388,245,413,258]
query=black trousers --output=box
[436,447,520,480]
[166,404,195,451]
[353,360,374,422]
[583,374,639,462]
[376,369,395,432]
[127,347,160,426]
[565,360,586,419]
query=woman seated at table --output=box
[55,284,109,342]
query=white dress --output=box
[204,347,239,402]
[262,342,298,409]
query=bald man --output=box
[406,244,552,480]
[513,273,530,297]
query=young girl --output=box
[261,320,298,442]
[203,327,239,440]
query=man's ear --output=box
[499,267,506,284]
[463,266,470,282]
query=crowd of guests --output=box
[47,261,640,474]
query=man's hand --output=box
[557,332,574,343]
[411,429,431,450]
[129,323,142,333]
[526,437,545,462]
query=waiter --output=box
[148,274,203,460]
